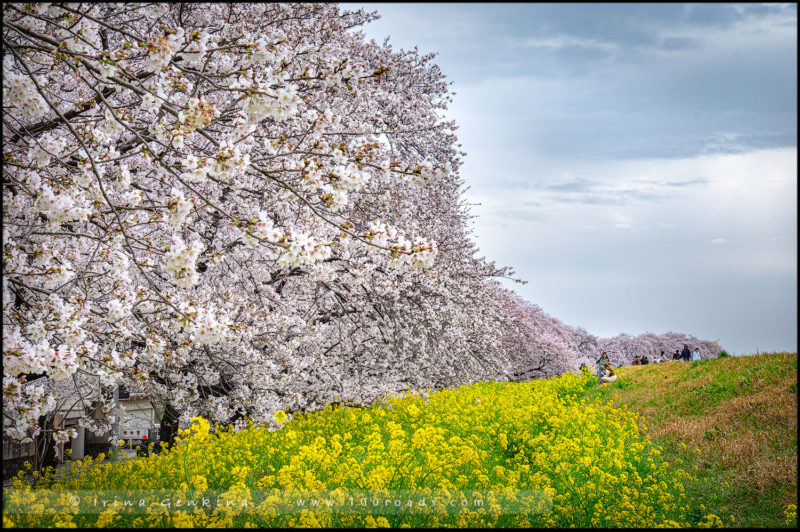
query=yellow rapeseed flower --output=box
[5,370,708,528]
[273,410,288,426]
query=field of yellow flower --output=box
[4,370,721,528]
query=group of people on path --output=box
[579,344,703,385]
[631,345,702,365]
[677,344,702,362]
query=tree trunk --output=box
[158,403,181,446]
[35,415,58,475]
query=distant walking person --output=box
[673,350,681,361]
[692,347,701,361]
[681,344,691,361]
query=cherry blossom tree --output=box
[499,291,582,380]
[3,2,514,447]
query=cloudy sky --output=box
[344,3,797,355]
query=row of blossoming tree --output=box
[3,2,520,456]
[499,290,722,379]
[2,3,720,467]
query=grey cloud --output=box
[360,3,797,161]
[546,189,665,206]
[498,3,794,55]
[683,3,796,27]
[543,178,602,193]
[534,177,675,206]
[662,179,709,188]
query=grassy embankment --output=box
[582,352,797,528]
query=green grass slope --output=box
[582,352,798,528]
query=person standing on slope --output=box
[681,344,691,361]
[692,347,701,361]
[597,352,610,382]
